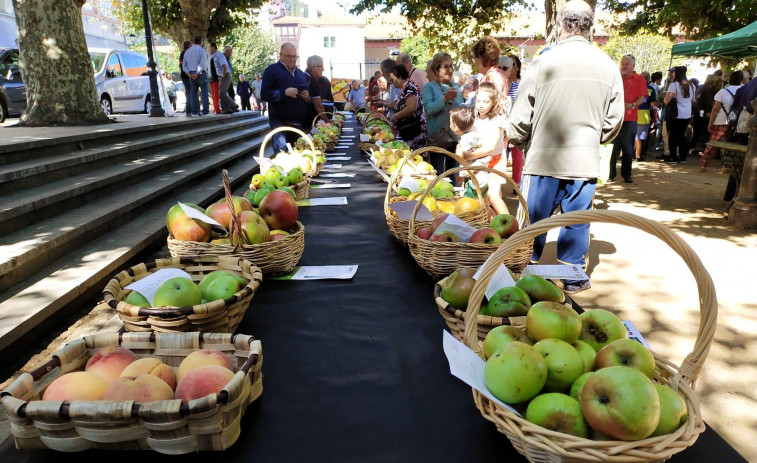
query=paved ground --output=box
[0,147,754,460]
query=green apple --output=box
[526,393,588,438]
[253,188,273,207]
[526,301,582,343]
[484,341,547,404]
[273,173,289,189]
[265,166,281,182]
[243,189,257,206]
[581,366,660,441]
[594,338,656,379]
[250,174,265,189]
[534,338,585,393]
[436,180,454,193]
[278,186,296,200]
[572,340,597,373]
[287,168,304,184]
[316,155,325,164]
[124,290,150,308]
[261,179,277,191]
[440,268,477,310]
[651,383,688,436]
[437,189,454,198]
[482,326,533,360]
[397,187,411,197]
[569,372,594,402]
[198,270,229,297]
[480,286,531,318]
[515,274,565,303]
[205,275,240,301]
[579,309,627,352]
[490,213,519,239]
[153,277,202,307]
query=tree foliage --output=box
[220,20,277,80]
[399,34,435,69]
[601,33,684,74]
[113,0,265,48]
[601,0,757,40]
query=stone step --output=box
[0,115,262,194]
[0,112,260,164]
[0,119,269,234]
[0,131,267,293]
[0,152,267,353]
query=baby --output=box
[449,106,484,182]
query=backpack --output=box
[723,88,739,125]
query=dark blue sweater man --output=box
[261,42,311,153]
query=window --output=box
[121,53,148,76]
[0,51,19,80]
[90,52,106,73]
[106,53,122,78]
[324,36,336,48]
[276,25,297,41]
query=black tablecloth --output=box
[0,117,746,462]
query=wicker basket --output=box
[385,147,488,244]
[103,255,263,333]
[407,165,533,278]
[168,170,305,275]
[1,331,263,454]
[460,209,713,462]
[433,276,571,344]
[260,126,315,200]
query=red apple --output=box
[259,190,298,230]
[594,338,656,379]
[417,227,433,240]
[269,230,290,242]
[206,196,254,229]
[170,212,211,242]
[166,203,204,232]
[469,227,502,244]
[431,213,450,233]
[431,231,460,242]
[490,213,519,238]
[230,210,270,245]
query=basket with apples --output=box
[407,165,533,278]
[385,147,488,244]
[166,170,305,275]
[103,255,262,332]
[455,209,713,462]
[1,331,262,453]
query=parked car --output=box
[89,48,151,115]
[0,47,26,122]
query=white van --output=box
[90,48,151,115]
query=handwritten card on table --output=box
[387,200,434,221]
[473,253,517,301]
[125,268,194,306]
[296,197,348,206]
[521,264,589,281]
[442,331,521,416]
[270,265,358,280]
[434,215,477,242]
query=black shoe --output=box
[655,154,665,160]
[637,156,646,162]
[624,177,633,183]
[677,158,687,164]
[663,157,678,163]
[563,280,591,293]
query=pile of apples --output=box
[482,306,687,441]
[167,191,298,246]
[363,120,394,143]
[296,135,325,150]
[274,149,325,174]
[124,270,246,308]
[417,212,517,243]
[42,346,238,405]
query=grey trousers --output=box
[219,73,237,113]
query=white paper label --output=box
[623,320,652,349]
[322,164,342,169]
[329,152,348,156]
[442,331,521,416]
[388,200,434,221]
[521,264,589,281]
[320,173,356,178]
[125,268,194,306]
[335,145,351,149]
[286,142,294,153]
[178,202,225,231]
[310,183,351,189]
[398,176,419,193]
[472,254,518,301]
[359,134,370,142]
[291,265,358,280]
[342,128,355,131]
[255,156,274,174]
[326,156,351,161]
[434,214,477,242]
[296,197,348,206]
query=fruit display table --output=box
[0,115,746,463]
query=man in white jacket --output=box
[507,0,624,293]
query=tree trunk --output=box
[545,0,598,45]
[12,0,109,125]
[178,0,221,41]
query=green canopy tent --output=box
[671,20,757,66]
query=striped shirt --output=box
[509,81,519,101]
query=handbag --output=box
[427,126,455,149]
[664,83,678,121]
[396,116,423,141]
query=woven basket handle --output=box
[312,111,335,127]
[408,165,530,233]
[259,126,318,177]
[384,147,472,203]
[362,113,390,131]
[461,209,717,389]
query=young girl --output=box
[461,82,509,216]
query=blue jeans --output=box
[269,119,303,154]
[516,175,596,284]
[189,72,209,115]
[610,121,636,180]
